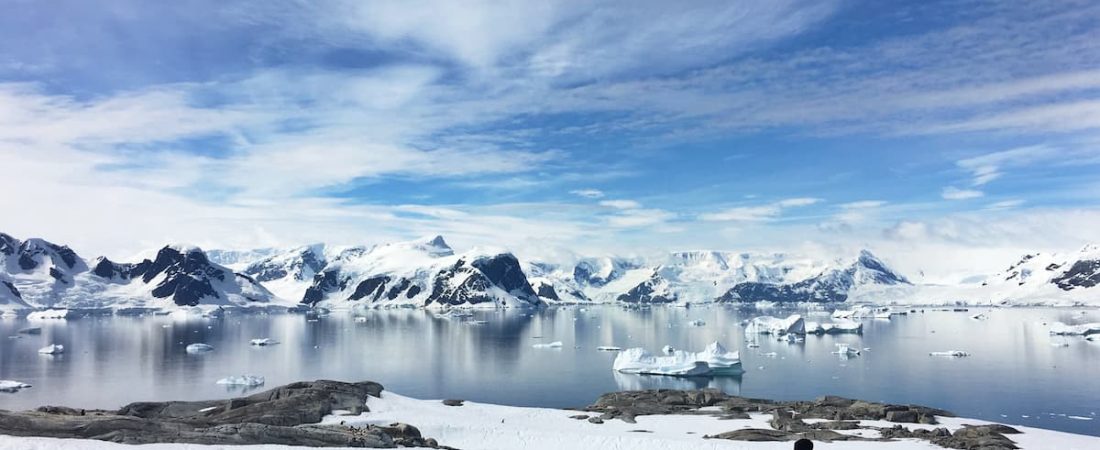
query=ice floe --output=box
[185,343,214,353]
[38,344,64,355]
[596,346,622,351]
[744,314,804,335]
[929,350,970,357]
[533,341,563,349]
[1048,322,1100,336]
[832,343,861,357]
[0,380,32,393]
[27,309,70,320]
[249,338,279,346]
[216,375,265,387]
[687,319,706,327]
[613,341,743,377]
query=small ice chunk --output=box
[832,343,860,356]
[533,341,563,349]
[1068,416,1093,421]
[250,338,279,346]
[1051,342,1070,348]
[746,342,760,348]
[186,343,215,353]
[0,380,32,392]
[216,375,265,387]
[1049,322,1100,336]
[744,314,805,336]
[759,352,778,358]
[354,317,368,323]
[38,344,64,355]
[971,313,988,320]
[27,309,70,320]
[661,345,676,354]
[596,346,622,351]
[930,350,970,357]
[688,319,706,327]
[198,406,220,413]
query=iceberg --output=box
[532,341,563,349]
[0,380,32,393]
[216,375,265,387]
[27,309,70,320]
[612,341,742,377]
[596,346,622,351]
[930,350,970,357]
[186,343,215,353]
[821,320,863,334]
[38,344,64,355]
[1049,322,1100,336]
[744,314,804,335]
[249,338,279,346]
[971,313,989,320]
[688,319,706,327]
[832,343,860,356]
[16,327,42,335]
[661,345,676,354]
[805,321,824,334]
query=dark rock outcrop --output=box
[0,380,451,448]
[718,250,908,303]
[616,272,675,304]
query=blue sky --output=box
[2,0,1099,277]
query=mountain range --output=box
[2,231,1098,312]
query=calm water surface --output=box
[1,306,1098,436]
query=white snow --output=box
[37,344,64,355]
[215,375,265,387]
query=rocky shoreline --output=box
[0,380,1026,449]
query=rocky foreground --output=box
[0,380,1041,449]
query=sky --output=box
[2,0,1100,281]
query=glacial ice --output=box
[216,375,265,387]
[820,320,863,334]
[613,341,742,377]
[0,380,32,392]
[832,343,861,356]
[250,338,279,346]
[930,350,970,357]
[27,309,70,320]
[38,344,64,355]
[744,314,805,335]
[186,343,215,353]
[533,341,563,349]
[1048,322,1100,336]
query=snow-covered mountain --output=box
[0,233,283,311]
[294,236,543,309]
[717,250,909,303]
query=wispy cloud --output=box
[942,187,984,200]
[700,197,821,222]
[570,189,605,199]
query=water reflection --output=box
[0,307,1098,436]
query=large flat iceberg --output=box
[744,314,804,335]
[1048,322,1100,336]
[27,309,70,320]
[613,341,742,377]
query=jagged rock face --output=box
[616,273,675,304]
[534,281,560,301]
[1052,259,1100,290]
[90,246,271,307]
[302,269,350,305]
[426,255,541,307]
[0,233,87,284]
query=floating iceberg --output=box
[216,375,265,387]
[250,338,279,346]
[186,343,215,353]
[744,314,805,336]
[613,341,742,377]
[38,344,64,355]
[661,345,676,354]
[971,313,989,321]
[832,343,860,357]
[27,309,70,320]
[780,333,804,343]
[688,319,706,327]
[821,320,863,334]
[930,350,970,357]
[596,346,622,351]
[1049,322,1100,336]
[0,380,32,392]
[532,341,563,349]
[354,317,368,323]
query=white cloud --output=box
[570,189,605,199]
[986,199,1025,210]
[700,197,821,222]
[956,145,1058,186]
[840,200,886,209]
[606,208,675,228]
[942,187,984,200]
[599,199,641,210]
